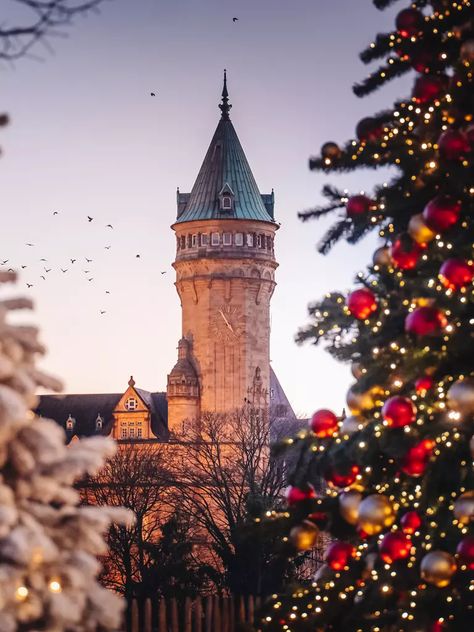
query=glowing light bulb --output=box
[49,580,62,593]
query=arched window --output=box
[222,196,232,210]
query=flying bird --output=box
[160,271,167,274]
[7,268,14,273]
[87,216,93,222]
[105,246,111,250]
[21,265,27,269]
[53,211,59,215]
[26,243,34,247]
[136,254,141,258]
[40,275,46,280]
[61,268,68,273]
[44,268,51,273]
[100,310,106,315]
[106,224,113,229]
[233,17,239,22]
[70,259,76,264]
[40,258,47,262]
[0,260,8,265]
[105,291,110,294]
[88,278,93,281]
[150,92,156,97]
[85,258,93,263]
[26,283,33,288]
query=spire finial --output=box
[128,375,135,387]
[219,69,232,120]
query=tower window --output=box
[137,428,143,438]
[187,235,192,248]
[121,428,128,439]
[235,233,243,246]
[201,233,208,246]
[222,195,232,210]
[211,232,220,246]
[125,397,137,411]
[129,427,135,438]
[266,236,272,250]
[246,233,254,247]
[223,232,232,246]
[180,235,186,249]
[191,234,198,247]
[256,235,262,248]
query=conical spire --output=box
[219,69,232,120]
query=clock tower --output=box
[167,72,278,431]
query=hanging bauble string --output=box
[285,484,316,507]
[372,246,392,267]
[405,306,447,337]
[325,541,355,570]
[382,396,417,428]
[400,511,422,534]
[346,195,375,218]
[453,491,474,524]
[339,490,363,525]
[456,536,474,570]
[357,494,396,535]
[439,259,474,291]
[289,520,319,552]
[423,195,461,233]
[447,378,474,416]
[437,129,470,161]
[391,234,425,270]
[379,531,411,564]
[395,8,423,37]
[309,409,339,438]
[420,551,457,587]
[408,214,436,244]
[346,289,377,320]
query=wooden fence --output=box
[127,595,261,632]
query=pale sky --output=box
[1,0,413,416]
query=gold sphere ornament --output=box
[420,551,457,588]
[340,415,366,436]
[372,246,391,267]
[321,141,341,160]
[339,490,363,525]
[447,378,474,416]
[453,491,474,525]
[408,213,436,244]
[351,362,364,380]
[289,520,319,552]
[358,494,395,535]
[346,385,384,415]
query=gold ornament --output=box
[339,490,362,525]
[321,142,341,160]
[289,520,319,551]
[447,378,474,416]
[340,415,366,436]
[420,551,457,588]
[372,246,391,267]
[358,494,395,535]
[346,385,384,415]
[453,491,474,525]
[408,213,436,244]
[351,362,364,379]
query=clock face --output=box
[211,305,245,342]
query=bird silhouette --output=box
[21,265,27,269]
[0,260,8,265]
[84,270,90,274]
[26,283,33,288]
[136,254,141,258]
[87,216,93,222]
[105,291,110,294]
[7,268,14,272]
[88,278,93,282]
[150,92,156,97]
[70,259,76,264]
[53,211,59,215]
[44,268,51,273]
[85,258,93,263]
[106,224,113,229]
[40,258,47,262]
[105,246,111,250]
[233,17,239,22]
[160,271,167,274]
[26,243,34,247]
[61,268,68,273]
[100,310,106,315]
[40,276,46,280]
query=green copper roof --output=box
[176,72,275,224]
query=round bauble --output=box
[340,415,366,436]
[289,520,319,551]
[447,378,474,416]
[438,129,470,161]
[423,195,461,233]
[358,494,396,536]
[453,491,474,524]
[321,141,341,160]
[379,531,411,564]
[382,396,417,428]
[285,484,316,507]
[346,195,374,218]
[351,362,364,379]
[391,234,424,270]
[460,39,474,62]
[373,246,392,267]
[396,7,423,37]
[346,385,383,414]
[408,213,436,244]
[412,75,447,104]
[415,375,434,395]
[309,409,339,438]
[324,462,360,489]
[401,511,422,534]
[439,259,473,291]
[339,490,363,525]
[420,551,457,587]
[356,117,383,142]
[325,541,355,571]
[401,439,434,477]
[405,306,447,337]
[346,288,377,320]
[456,536,474,570]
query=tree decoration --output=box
[456,536,474,570]
[309,409,339,438]
[400,511,422,535]
[351,362,364,379]
[420,551,457,588]
[395,7,423,38]
[321,142,341,160]
[324,462,360,488]
[470,435,474,459]
[439,259,473,291]
[285,484,316,507]
[401,439,434,477]
[346,385,382,414]
[356,117,383,142]
[325,541,355,570]
[346,288,377,320]
[379,531,411,564]
[437,129,470,160]
[453,491,474,525]
[408,213,436,244]
[447,378,474,416]
[415,375,434,395]
[339,490,363,525]
[405,306,447,337]
[357,494,395,536]
[346,195,375,218]
[412,74,447,104]
[340,415,366,436]
[289,520,319,552]
[382,396,417,428]
[372,246,391,267]
[460,39,474,62]
[423,195,461,233]
[390,234,424,270]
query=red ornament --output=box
[346,289,377,320]
[309,409,339,438]
[410,48,433,73]
[391,235,424,270]
[379,531,411,563]
[401,439,434,477]
[396,8,423,38]
[423,195,461,233]
[439,258,474,291]
[415,375,434,395]
[382,396,417,428]
[456,536,474,570]
[405,306,447,337]
[412,75,447,104]
[285,484,316,507]
[346,195,374,218]
[324,463,360,488]
[356,117,383,142]
[438,130,470,161]
[401,511,422,534]
[326,541,355,570]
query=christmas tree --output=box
[260,1,474,630]
[0,270,131,631]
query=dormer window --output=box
[125,397,137,411]
[218,183,235,212]
[66,414,76,431]
[222,196,232,210]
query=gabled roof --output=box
[175,72,275,224]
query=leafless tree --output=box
[1,0,105,62]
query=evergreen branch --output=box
[317,219,351,254]
[353,59,410,97]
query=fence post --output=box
[158,599,167,632]
[130,599,139,632]
[194,596,203,632]
[238,596,245,623]
[170,598,179,632]
[183,596,192,632]
[248,595,255,624]
[229,596,235,632]
[143,598,152,632]
[222,597,229,632]
[213,595,221,631]
[205,595,213,632]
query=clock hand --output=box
[218,309,235,333]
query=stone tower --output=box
[167,72,278,431]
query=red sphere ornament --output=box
[326,541,355,571]
[346,289,377,320]
[324,463,360,488]
[390,235,424,270]
[415,375,434,395]
[401,511,422,534]
[309,409,339,438]
[401,439,434,477]
[379,531,411,564]
[412,74,447,104]
[439,259,474,291]
[438,130,470,161]
[456,536,474,570]
[346,195,374,218]
[423,195,461,233]
[405,306,447,337]
[382,396,417,428]
[396,8,423,38]
[356,117,383,142]
[285,484,316,506]
[410,47,433,73]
